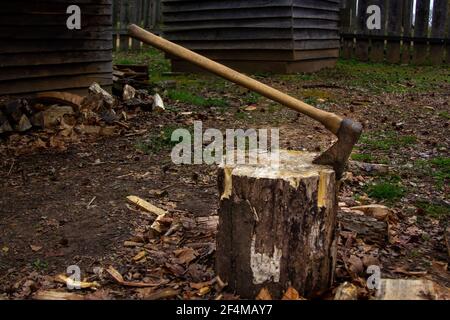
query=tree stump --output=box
[216,151,338,299]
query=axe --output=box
[128,25,363,179]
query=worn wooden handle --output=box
[128,24,343,135]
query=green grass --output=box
[32,259,48,271]
[167,90,228,108]
[416,201,450,220]
[351,153,374,162]
[359,131,417,151]
[366,177,406,202]
[314,60,450,93]
[414,157,450,189]
[135,125,189,155]
[113,50,449,95]
[438,111,450,120]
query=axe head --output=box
[313,118,363,179]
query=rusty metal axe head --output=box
[313,118,363,179]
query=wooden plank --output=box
[0,62,113,82]
[130,0,142,50]
[369,0,387,63]
[355,0,369,61]
[119,0,130,51]
[447,1,450,63]
[412,0,431,65]
[0,51,112,67]
[342,0,357,59]
[429,0,448,64]
[386,0,403,63]
[0,73,113,95]
[401,0,414,64]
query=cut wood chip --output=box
[334,282,358,300]
[127,195,167,217]
[55,274,100,289]
[106,266,166,288]
[33,290,84,300]
[132,251,147,262]
[375,279,450,300]
[256,287,272,300]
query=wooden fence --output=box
[340,0,450,65]
[112,0,162,51]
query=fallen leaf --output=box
[282,287,304,300]
[30,245,42,252]
[256,287,272,300]
[174,248,197,265]
[144,288,179,300]
[106,266,167,288]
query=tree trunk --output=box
[216,151,337,299]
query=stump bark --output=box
[216,151,337,299]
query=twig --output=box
[87,196,96,209]
[7,160,15,176]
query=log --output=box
[338,211,388,246]
[216,151,337,299]
[30,106,74,128]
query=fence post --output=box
[355,0,370,61]
[386,0,403,63]
[412,0,431,65]
[369,0,387,63]
[430,0,448,65]
[401,0,414,64]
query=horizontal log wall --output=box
[0,0,113,96]
[340,0,450,65]
[162,0,341,73]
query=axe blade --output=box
[313,119,363,179]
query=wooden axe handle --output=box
[128,24,343,135]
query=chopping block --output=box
[216,151,337,299]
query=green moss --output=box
[416,201,450,219]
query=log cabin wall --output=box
[162,0,340,74]
[0,0,113,96]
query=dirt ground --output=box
[0,54,449,299]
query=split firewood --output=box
[33,92,84,110]
[153,93,165,112]
[88,82,115,107]
[16,114,32,132]
[338,211,389,246]
[123,84,136,101]
[0,110,13,134]
[31,106,74,128]
[350,204,392,221]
